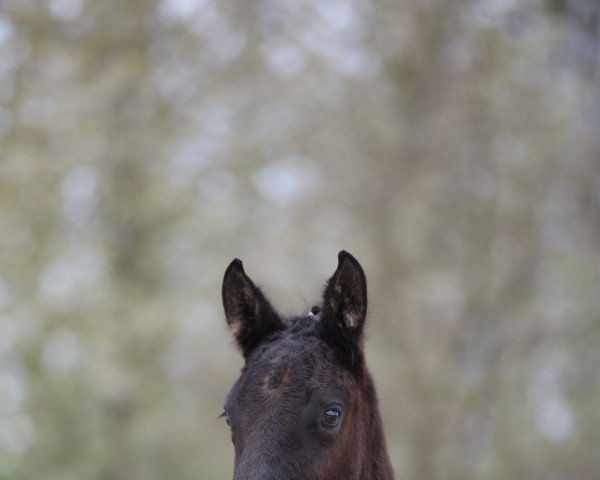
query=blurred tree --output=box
[0,0,598,479]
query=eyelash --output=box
[218,411,231,427]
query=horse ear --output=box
[222,259,282,359]
[318,251,368,368]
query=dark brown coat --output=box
[221,251,394,480]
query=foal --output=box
[221,251,394,480]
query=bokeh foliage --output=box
[0,0,599,479]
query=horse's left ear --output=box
[222,259,283,359]
[318,250,368,368]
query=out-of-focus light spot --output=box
[334,48,379,78]
[38,248,106,302]
[0,315,15,355]
[316,0,362,35]
[0,16,15,46]
[0,414,35,455]
[536,396,575,442]
[201,105,233,138]
[297,1,379,79]
[528,363,575,443]
[171,139,215,176]
[61,166,98,227]
[150,55,196,107]
[42,329,82,375]
[166,0,246,65]
[263,42,306,77]
[252,156,322,206]
[0,371,25,413]
[465,0,519,28]
[47,0,85,20]
[199,169,236,203]
[160,0,208,19]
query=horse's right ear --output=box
[222,259,283,359]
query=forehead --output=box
[231,317,351,401]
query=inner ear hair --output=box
[317,251,369,370]
[324,250,368,331]
[221,258,283,358]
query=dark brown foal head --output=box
[221,251,394,480]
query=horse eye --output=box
[321,408,342,428]
[219,411,231,428]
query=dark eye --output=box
[321,407,342,428]
[219,411,231,427]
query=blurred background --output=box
[1,0,599,479]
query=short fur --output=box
[222,251,394,480]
